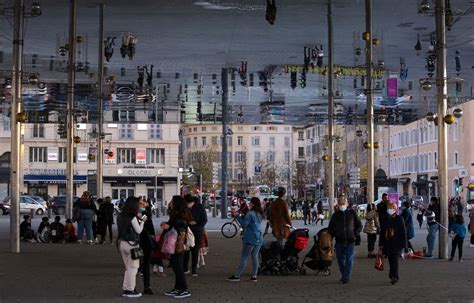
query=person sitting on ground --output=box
[64,218,78,243]
[37,217,50,234]
[49,216,65,243]
[269,187,292,245]
[20,215,35,242]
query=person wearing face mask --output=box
[183,194,208,277]
[378,202,407,285]
[328,196,362,284]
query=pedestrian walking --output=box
[76,191,97,244]
[449,214,467,262]
[425,197,441,258]
[269,187,292,245]
[99,196,115,244]
[378,202,407,285]
[183,195,208,277]
[469,208,474,248]
[302,201,310,225]
[227,197,264,282]
[117,196,146,298]
[138,197,156,295]
[416,207,425,229]
[315,199,324,226]
[400,201,415,251]
[377,193,390,232]
[161,195,193,299]
[363,203,379,258]
[198,229,209,268]
[328,196,362,283]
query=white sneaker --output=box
[469,244,474,248]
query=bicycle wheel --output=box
[221,222,238,238]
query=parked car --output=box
[0,202,9,215]
[30,196,48,208]
[49,196,80,215]
[2,196,46,215]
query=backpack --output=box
[38,228,52,243]
[72,205,81,222]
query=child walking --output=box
[449,214,467,262]
[198,229,209,268]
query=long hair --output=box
[121,196,139,218]
[169,195,187,218]
[250,197,264,217]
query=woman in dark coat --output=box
[400,201,415,251]
[379,202,407,285]
[139,197,156,295]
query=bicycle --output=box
[221,217,243,238]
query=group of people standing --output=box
[116,194,208,299]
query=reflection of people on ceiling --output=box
[137,66,145,89]
[146,65,154,87]
[265,0,277,25]
[425,44,436,78]
[315,45,324,68]
[239,61,247,86]
[455,50,461,76]
[104,37,116,62]
[304,47,311,72]
[399,57,408,81]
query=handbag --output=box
[175,231,186,253]
[448,231,457,239]
[131,246,144,260]
[184,227,195,251]
[161,228,178,255]
[375,254,384,271]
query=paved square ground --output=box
[0,215,473,302]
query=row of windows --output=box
[187,150,290,164]
[186,125,291,134]
[390,122,458,151]
[185,136,291,148]
[28,147,165,165]
[29,124,162,140]
[390,151,460,175]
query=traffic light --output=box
[300,72,306,88]
[197,101,202,121]
[290,72,297,89]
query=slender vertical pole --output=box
[220,68,228,219]
[365,0,375,204]
[435,0,448,259]
[10,0,24,253]
[97,3,105,199]
[327,0,335,216]
[66,0,77,219]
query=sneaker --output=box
[159,272,167,277]
[449,258,453,262]
[152,265,158,274]
[77,240,83,244]
[143,288,154,295]
[184,270,191,275]
[424,254,433,259]
[470,244,474,248]
[459,259,464,262]
[164,289,179,297]
[227,275,240,282]
[174,290,191,299]
[390,278,398,285]
[122,290,142,298]
[341,278,349,284]
[250,276,257,282]
[192,273,198,277]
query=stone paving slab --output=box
[0,216,473,303]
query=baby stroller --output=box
[302,228,333,276]
[259,228,309,276]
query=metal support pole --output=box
[327,0,335,216]
[221,68,229,219]
[97,3,105,199]
[10,0,24,253]
[66,0,77,219]
[365,0,375,204]
[435,0,448,259]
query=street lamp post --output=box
[365,0,375,205]
[96,2,105,199]
[327,0,335,216]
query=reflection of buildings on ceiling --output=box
[376,98,474,202]
[0,122,181,203]
[260,100,285,124]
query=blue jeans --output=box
[335,242,355,280]
[235,243,262,277]
[426,224,438,256]
[77,209,95,241]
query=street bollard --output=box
[212,206,216,218]
[30,208,35,219]
[48,208,53,219]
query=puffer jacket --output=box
[363,210,379,234]
[328,209,363,244]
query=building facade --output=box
[377,99,474,202]
[0,117,181,204]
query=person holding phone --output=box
[117,197,146,298]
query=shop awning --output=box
[24,175,87,184]
[104,176,178,186]
[398,177,410,183]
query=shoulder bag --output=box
[184,227,195,251]
[161,228,178,255]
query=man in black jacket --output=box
[425,196,441,258]
[183,195,208,276]
[328,197,362,283]
[377,193,390,232]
